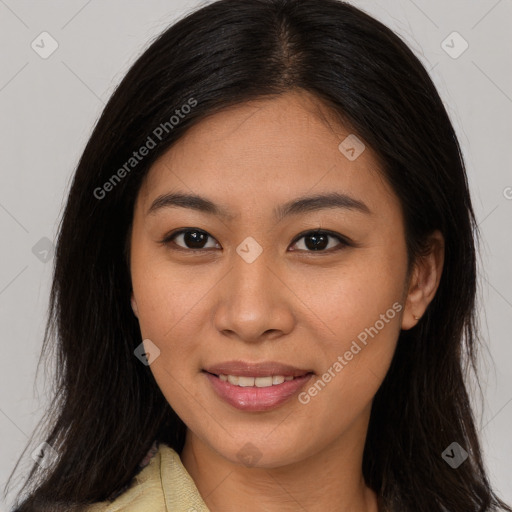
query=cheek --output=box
[303,246,406,396]
[294,285,403,440]
[131,230,200,328]
[305,246,405,338]
[132,268,205,355]
[130,263,209,418]
[130,244,224,397]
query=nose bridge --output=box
[213,240,293,341]
[230,240,276,310]
[229,231,275,285]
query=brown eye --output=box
[160,228,350,254]
[162,229,219,251]
[290,230,349,253]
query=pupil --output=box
[305,233,328,251]
[184,230,207,249]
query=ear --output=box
[131,292,139,318]
[401,230,444,330]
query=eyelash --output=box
[159,228,351,255]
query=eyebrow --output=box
[146,191,372,221]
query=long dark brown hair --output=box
[5,0,511,510]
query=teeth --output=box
[254,376,273,387]
[217,374,302,387]
[227,375,239,385]
[237,376,255,387]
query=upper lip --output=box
[203,360,314,378]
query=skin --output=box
[129,89,444,512]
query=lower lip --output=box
[203,371,314,412]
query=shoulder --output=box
[81,442,167,512]
[80,443,209,512]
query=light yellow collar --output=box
[84,443,210,511]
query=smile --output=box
[218,374,296,387]
[202,370,314,411]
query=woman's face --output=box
[129,90,414,467]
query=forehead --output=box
[137,90,396,218]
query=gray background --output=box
[1,0,511,509]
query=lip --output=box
[202,362,315,412]
[203,360,313,378]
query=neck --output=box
[180,407,379,512]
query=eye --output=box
[160,228,350,254]
[160,228,220,251]
[289,229,350,253]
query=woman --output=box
[5,0,511,510]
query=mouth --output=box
[203,371,314,388]
[201,362,315,411]
[203,360,314,379]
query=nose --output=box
[212,249,295,344]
